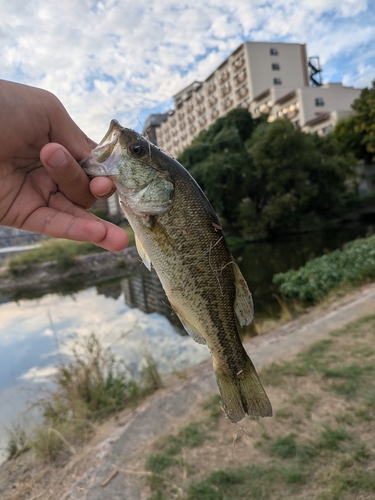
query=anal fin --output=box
[170,302,206,345]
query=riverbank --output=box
[1,281,374,499]
[0,246,140,298]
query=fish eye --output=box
[129,142,144,157]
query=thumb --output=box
[46,95,97,161]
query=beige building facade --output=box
[147,41,360,157]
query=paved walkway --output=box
[65,283,375,500]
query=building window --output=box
[272,63,280,70]
[321,125,333,134]
[315,98,325,106]
[270,48,278,55]
[273,78,282,85]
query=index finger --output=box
[40,143,96,209]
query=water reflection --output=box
[121,270,185,332]
[0,285,208,462]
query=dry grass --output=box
[140,313,375,500]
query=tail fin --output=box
[213,356,272,423]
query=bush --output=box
[273,234,375,303]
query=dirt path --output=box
[1,283,374,500]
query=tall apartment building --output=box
[145,41,361,157]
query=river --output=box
[0,223,372,462]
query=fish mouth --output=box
[80,121,122,177]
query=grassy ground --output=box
[140,313,375,500]
[5,226,135,276]
[6,239,105,275]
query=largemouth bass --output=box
[82,120,272,422]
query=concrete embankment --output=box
[0,246,140,296]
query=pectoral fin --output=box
[233,259,254,326]
[135,235,152,271]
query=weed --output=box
[146,454,178,474]
[5,425,29,460]
[27,333,161,463]
[279,465,305,484]
[201,394,222,421]
[318,426,350,451]
[140,348,163,393]
[274,407,293,420]
[268,434,316,461]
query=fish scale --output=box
[82,120,272,422]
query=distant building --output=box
[146,41,361,157]
[143,113,168,145]
[260,82,360,136]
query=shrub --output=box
[273,234,375,303]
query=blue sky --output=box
[1,0,374,141]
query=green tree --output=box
[352,80,375,162]
[178,109,255,226]
[238,120,355,239]
[333,80,375,163]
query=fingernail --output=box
[47,149,68,168]
[97,188,115,197]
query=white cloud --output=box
[0,0,374,140]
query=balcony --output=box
[189,125,197,134]
[178,113,185,121]
[235,70,247,85]
[220,84,231,97]
[222,98,233,110]
[195,93,204,104]
[287,109,298,119]
[198,116,207,127]
[218,70,230,84]
[232,56,244,69]
[179,122,186,131]
[188,115,195,124]
[236,86,248,100]
[207,83,216,95]
[208,95,218,107]
[197,105,206,116]
[187,103,194,113]
[210,109,219,119]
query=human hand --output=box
[0,80,128,251]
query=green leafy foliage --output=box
[239,120,354,238]
[273,234,375,303]
[178,109,357,239]
[333,80,375,163]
